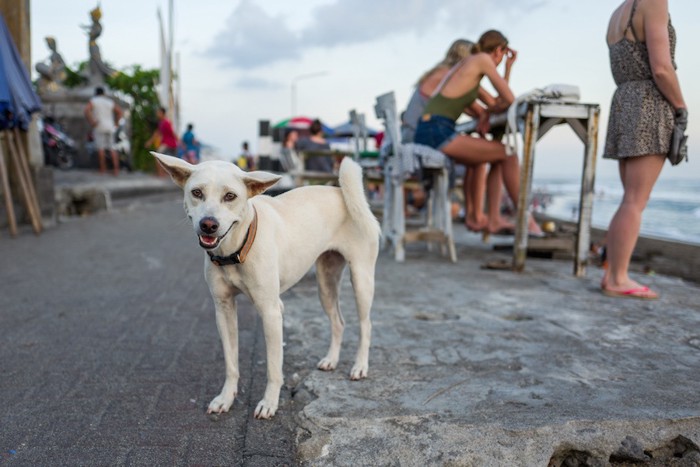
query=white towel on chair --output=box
[505,84,581,158]
[397,143,447,180]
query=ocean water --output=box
[533,176,700,245]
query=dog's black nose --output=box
[199,217,219,234]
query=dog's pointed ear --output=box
[243,171,282,197]
[151,151,194,188]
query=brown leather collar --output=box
[207,206,258,266]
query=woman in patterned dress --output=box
[602,0,686,299]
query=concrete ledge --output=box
[296,415,700,465]
[280,234,700,465]
[538,214,700,283]
[52,169,179,216]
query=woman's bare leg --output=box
[464,164,489,231]
[499,155,543,235]
[603,154,665,297]
[463,168,473,225]
[484,163,513,233]
[443,135,541,234]
[441,134,509,165]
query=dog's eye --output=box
[191,189,203,199]
[224,192,237,202]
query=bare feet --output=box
[484,215,544,237]
[486,217,515,235]
[527,215,544,237]
[465,215,489,233]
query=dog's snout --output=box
[199,217,219,234]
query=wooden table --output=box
[517,100,600,276]
[458,100,600,276]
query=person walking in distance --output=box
[237,141,255,170]
[145,107,179,176]
[181,123,200,164]
[84,86,122,176]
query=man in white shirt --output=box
[84,87,122,176]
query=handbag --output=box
[668,108,688,165]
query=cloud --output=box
[302,0,549,46]
[206,0,301,69]
[234,76,283,90]
[301,0,438,47]
[208,0,548,70]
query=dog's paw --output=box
[317,357,338,372]
[254,398,278,419]
[349,364,368,381]
[207,393,236,414]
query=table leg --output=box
[394,172,405,262]
[381,163,393,249]
[574,107,600,276]
[513,104,540,271]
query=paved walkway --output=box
[1,170,699,466]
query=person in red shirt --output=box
[145,107,179,175]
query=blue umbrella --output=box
[331,120,378,137]
[0,13,42,130]
[0,46,10,118]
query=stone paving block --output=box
[7,445,129,466]
[125,446,181,465]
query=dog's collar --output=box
[207,206,258,266]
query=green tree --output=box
[60,62,162,172]
[106,66,161,172]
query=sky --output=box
[29,0,700,180]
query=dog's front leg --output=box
[207,295,240,414]
[253,298,284,419]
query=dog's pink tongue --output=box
[201,235,217,245]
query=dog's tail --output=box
[338,157,381,239]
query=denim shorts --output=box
[414,114,457,150]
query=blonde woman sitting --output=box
[414,30,542,236]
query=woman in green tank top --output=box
[415,30,543,236]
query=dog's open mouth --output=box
[198,235,221,249]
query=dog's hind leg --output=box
[348,256,376,380]
[315,251,347,372]
[207,295,240,414]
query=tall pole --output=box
[168,0,176,131]
[175,52,181,134]
[290,71,328,115]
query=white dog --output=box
[152,153,380,419]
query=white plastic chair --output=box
[374,91,456,263]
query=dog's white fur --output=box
[152,152,379,419]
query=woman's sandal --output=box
[601,285,659,300]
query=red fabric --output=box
[374,131,384,148]
[159,118,178,148]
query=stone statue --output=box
[34,5,132,170]
[81,6,116,85]
[35,36,67,92]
